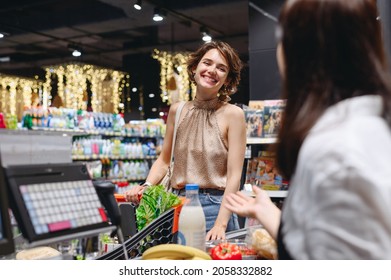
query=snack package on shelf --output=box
[262,99,286,138]
[255,154,282,190]
[245,108,264,138]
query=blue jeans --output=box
[191,193,239,232]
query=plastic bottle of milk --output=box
[177,184,206,251]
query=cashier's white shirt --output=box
[281,95,391,259]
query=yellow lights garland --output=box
[0,74,42,120]
[152,49,195,105]
[43,63,128,113]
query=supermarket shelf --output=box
[72,155,158,161]
[31,127,163,138]
[242,190,288,198]
[266,190,288,198]
[246,137,277,144]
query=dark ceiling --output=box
[0,0,249,79]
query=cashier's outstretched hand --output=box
[224,185,281,240]
[124,185,144,205]
[225,185,267,219]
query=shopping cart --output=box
[96,194,183,260]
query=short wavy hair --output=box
[187,40,243,99]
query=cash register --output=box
[0,160,14,257]
[0,159,121,259]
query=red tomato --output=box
[210,243,242,260]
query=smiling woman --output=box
[187,41,243,102]
[124,40,247,241]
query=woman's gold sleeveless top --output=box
[171,97,228,190]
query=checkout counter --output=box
[0,130,274,260]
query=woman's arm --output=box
[124,102,182,203]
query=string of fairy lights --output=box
[43,63,126,114]
[152,49,195,105]
[0,74,42,119]
[0,50,193,121]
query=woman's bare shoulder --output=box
[167,101,188,117]
[222,103,245,118]
[169,101,185,112]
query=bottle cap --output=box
[185,184,199,190]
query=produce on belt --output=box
[142,244,212,260]
[251,228,278,260]
[210,242,242,260]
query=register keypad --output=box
[19,180,107,235]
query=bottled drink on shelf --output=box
[177,184,206,251]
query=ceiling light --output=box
[133,0,142,11]
[72,49,82,57]
[0,32,9,39]
[202,32,212,42]
[68,43,82,57]
[200,26,212,42]
[0,56,10,62]
[153,7,164,22]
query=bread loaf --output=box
[16,246,61,260]
[251,228,278,260]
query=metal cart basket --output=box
[97,204,180,260]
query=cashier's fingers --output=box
[225,195,242,211]
[226,191,251,207]
[225,193,256,218]
[235,190,253,202]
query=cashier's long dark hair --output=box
[275,0,391,180]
